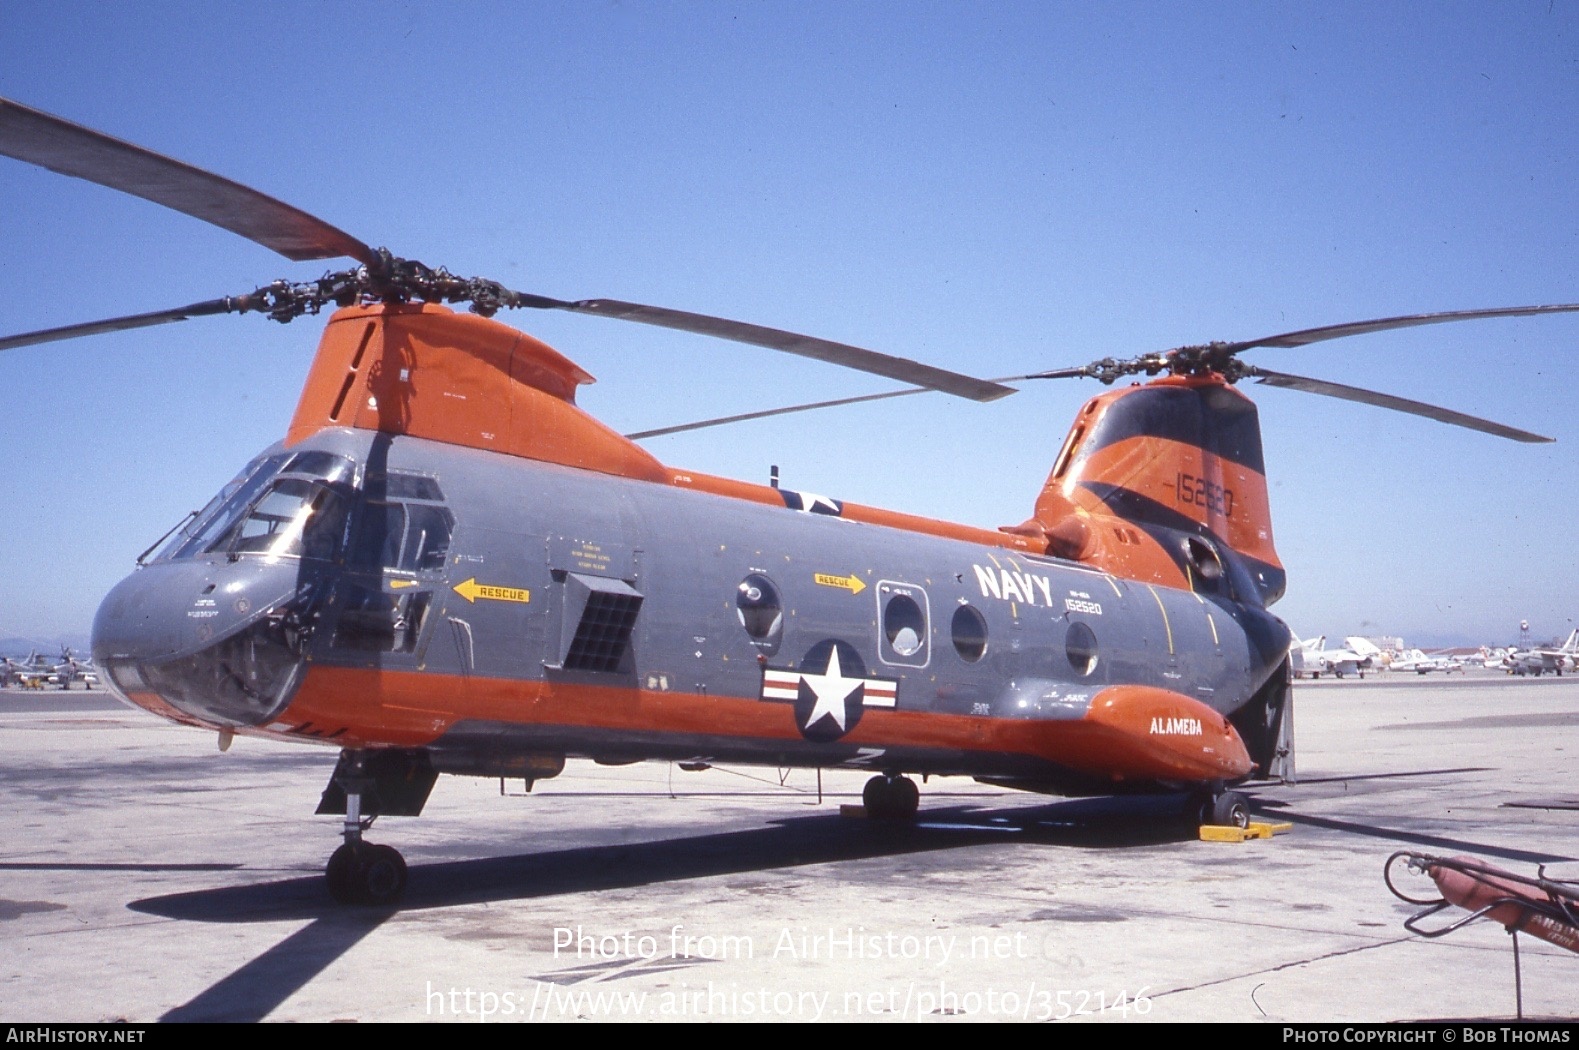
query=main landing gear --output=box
[863,773,920,821]
[1194,786,1251,830]
[326,751,408,906]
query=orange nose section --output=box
[1082,685,1254,782]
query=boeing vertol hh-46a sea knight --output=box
[2,97,1571,904]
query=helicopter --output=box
[3,97,1574,906]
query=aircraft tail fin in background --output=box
[1346,637,1383,659]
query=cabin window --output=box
[878,582,930,667]
[951,605,988,663]
[736,574,784,651]
[1065,621,1099,676]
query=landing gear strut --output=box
[325,751,408,906]
[863,773,920,821]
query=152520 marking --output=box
[1175,472,1234,517]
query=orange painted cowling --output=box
[285,303,668,482]
[284,304,1042,554]
[1071,684,1255,783]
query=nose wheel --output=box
[326,841,408,906]
[325,750,409,905]
[862,773,920,821]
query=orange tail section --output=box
[1021,375,1285,605]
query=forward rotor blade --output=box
[1246,366,1552,443]
[0,299,240,353]
[0,98,375,264]
[629,372,1040,439]
[1228,304,1579,353]
[515,295,1015,403]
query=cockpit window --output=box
[155,451,356,565]
[366,472,444,502]
[215,478,349,560]
[349,500,454,572]
[282,450,354,485]
[160,453,290,561]
[155,452,355,562]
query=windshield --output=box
[153,451,356,563]
[156,453,289,562]
[218,477,350,560]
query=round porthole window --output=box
[1066,621,1099,676]
[951,605,988,663]
[736,574,783,650]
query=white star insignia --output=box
[800,645,862,732]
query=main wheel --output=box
[891,776,920,819]
[1206,791,1251,829]
[863,775,919,820]
[863,775,895,818]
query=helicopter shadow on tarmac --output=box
[130,779,1579,1022]
[133,793,1201,925]
[138,793,1200,1021]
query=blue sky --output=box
[1,1,1576,647]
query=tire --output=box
[892,776,920,819]
[1208,791,1250,829]
[326,843,363,905]
[326,842,408,905]
[863,775,894,819]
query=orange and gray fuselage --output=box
[93,305,1291,797]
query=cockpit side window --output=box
[348,500,454,573]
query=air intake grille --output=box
[558,573,644,673]
[565,591,642,672]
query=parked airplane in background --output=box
[1503,629,1579,677]
[0,648,99,689]
[1289,636,1376,679]
[1387,649,1464,675]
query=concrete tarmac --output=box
[1,671,1575,1023]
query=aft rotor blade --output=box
[0,299,241,353]
[0,98,375,264]
[1227,304,1579,353]
[1247,366,1553,443]
[514,294,1015,403]
[630,373,1041,439]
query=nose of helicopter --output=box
[92,559,314,727]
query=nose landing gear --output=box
[325,751,409,906]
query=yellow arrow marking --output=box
[452,578,531,604]
[813,572,867,595]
